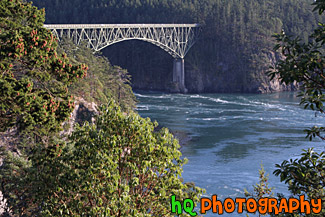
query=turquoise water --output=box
[135,92,324,216]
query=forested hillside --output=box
[30,0,323,93]
[58,39,136,111]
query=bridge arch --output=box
[98,38,189,59]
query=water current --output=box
[135,91,324,216]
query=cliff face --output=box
[103,40,296,94]
[184,49,297,94]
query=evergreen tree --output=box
[0,0,87,144]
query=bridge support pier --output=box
[173,58,188,93]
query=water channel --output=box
[135,91,325,216]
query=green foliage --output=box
[1,101,204,216]
[244,164,275,217]
[268,0,325,216]
[269,149,325,217]
[0,0,87,142]
[274,149,325,207]
[57,39,136,112]
[245,164,274,200]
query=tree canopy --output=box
[268,0,325,215]
[0,0,87,142]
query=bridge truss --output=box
[44,24,201,59]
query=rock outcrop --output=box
[62,97,98,135]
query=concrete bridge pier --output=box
[173,58,188,93]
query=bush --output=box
[1,101,204,216]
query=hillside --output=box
[30,0,323,93]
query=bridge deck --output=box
[44,24,200,29]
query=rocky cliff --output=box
[184,49,297,94]
[103,40,297,94]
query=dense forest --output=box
[29,0,323,93]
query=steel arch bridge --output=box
[44,24,201,92]
[44,24,200,59]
